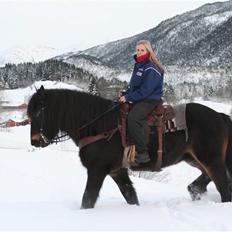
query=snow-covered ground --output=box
[0,81,83,123]
[0,125,232,231]
[1,82,232,230]
[0,80,83,107]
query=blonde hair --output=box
[136,40,165,74]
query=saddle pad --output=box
[173,103,188,141]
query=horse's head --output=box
[27,85,58,148]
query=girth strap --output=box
[154,124,164,171]
[78,128,118,150]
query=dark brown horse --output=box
[27,86,232,209]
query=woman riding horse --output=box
[28,86,232,209]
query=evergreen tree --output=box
[92,83,100,96]
[87,78,100,96]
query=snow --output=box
[117,72,131,82]
[0,81,83,123]
[0,125,232,231]
[204,11,232,26]
[1,83,232,230]
[2,80,82,105]
[64,55,120,81]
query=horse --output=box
[27,85,232,209]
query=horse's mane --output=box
[28,89,120,139]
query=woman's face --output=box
[136,44,148,57]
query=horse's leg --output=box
[197,153,230,202]
[110,168,139,205]
[224,145,232,199]
[187,172,211,200]
[190,135,229,201]
[190,147,230,202]
[206,162,230,202]
[81,168,108,209]
[190,158,230,202]
[184,157,211,200]
[193,150,230,202]
[225,160,232,198]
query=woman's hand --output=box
[119,96,126,103]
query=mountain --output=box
[51,1,232,102]
[55,53,122,81]
[0,46,62,67]
[0,60,97,89]
[71,0,232,70]
[179,14,232,67]
[0,59,127,100]
[1,1,232,102]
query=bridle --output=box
[33,101,121,145]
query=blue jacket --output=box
[125,58,163,102]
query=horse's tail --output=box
[220,113,232,175]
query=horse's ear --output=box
[39,85,45,91]
[37,85,46,99]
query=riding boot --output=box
[135,151,150,163]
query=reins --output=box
[39,101,120,145]
[78,102,120,131]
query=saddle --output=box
[119,100,175,171]
[78,100,176,172]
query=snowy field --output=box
[1,126,232,231]
[1,83,232,230]
[0,81,83,123]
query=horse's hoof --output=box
[81,200,95,209]
[187,184,206,201]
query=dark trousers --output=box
[128,99,160,154]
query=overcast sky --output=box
[0,0,228,52]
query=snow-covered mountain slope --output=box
[163,65,232,103]
[0,46,62,67]
[55,53,121,81]
[73,0,232,70]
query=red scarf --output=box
[135,52,150,63]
